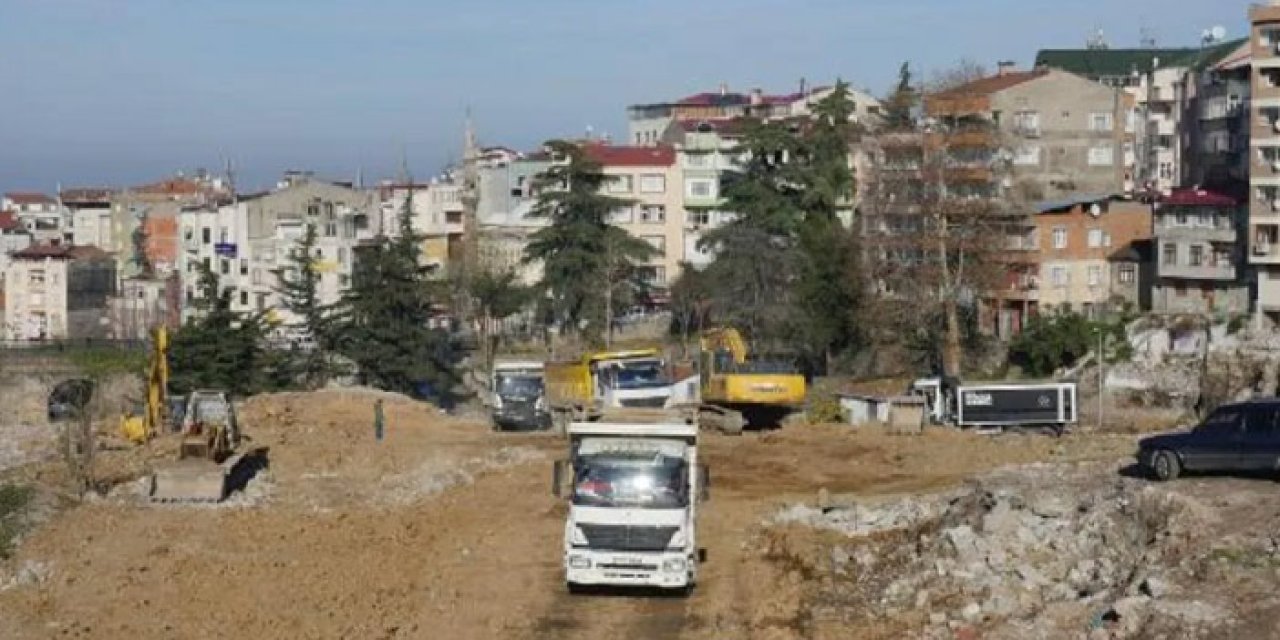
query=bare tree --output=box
[925,58,989,94]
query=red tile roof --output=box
[930,69,1049,98]
[1159,188,1237,207]
[0,211,18,231]
[582,144,676,167]
[134,177,204,196]
[4,192,55,205]
[59,187,117,203]
[12,244,108,261]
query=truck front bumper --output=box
[564,550,692,589]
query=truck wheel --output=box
[1152,450,1181,482]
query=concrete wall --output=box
[993,69,1130,200]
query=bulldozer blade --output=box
[150,459,228,503]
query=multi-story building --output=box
[583,143,685,288]
[0,212,33,288]
[1184,41,1250,193]
[60,188,117,249]
[1108,239,1155,311]
[628,82,883,145]
[926,64,1134,202]
[1151,188,1246,315]
[377,179,466,273]
[4,244,116,340]
[663,119,747,268]
[475,150,554,285]
[1032,195,1152,318]
[2,192,65,244]
[177,175,374,323]
[112,174,232,280]
[1252,2,1280,319]
[1036,40,1248,195]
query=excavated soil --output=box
[0,390,1225,639]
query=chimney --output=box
[750,88,764,106]
[996,60,1017,76]
[719,82,728,97]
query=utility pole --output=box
[1097,329,1106,430]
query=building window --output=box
[1175,210,1188,226]
[1013,146,1041,166]
[1013,111,1040,136]
[686,179,716,199]
[607,175,634,194]
[220,259,230,275]
[609,207,634,224]
[642,235,666,255]
[239,291,249,306]
[28,270,45,286]
[202,227,211,244]
[219,227,229,243]
[1158,162,1173,180]
[639,205,666,223]
[1050,265,1068,288]
[687,210,711,226]
[639,175,666,194]
[685,154,709,168]
[1189,245,1204,267]
[1052,226,1067,249]
[1087,265,1101,287]
[338,247,348,265]
[1088,145,1114,166]
[1087,228,1102,248]
[1163,243,1177,266]
[183,227,193,241]
[1119,265,1135,284]
[239,258,248,276]
[1089,112,1113,131]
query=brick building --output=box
[1032,195,1152,317]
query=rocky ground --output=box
[0,387,1273,639]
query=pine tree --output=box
[885,62,918,131]
[331,188,457,398]
[523,141,654,345]
[273,223,338,389]
[168,264,276,396]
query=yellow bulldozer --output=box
[120,326,250,502]
[697,327,806,434]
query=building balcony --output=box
[1157,263,1236,280]
[1153,225,1237,243]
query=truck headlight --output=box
[570,526,589,546]
[662,558,686,572]
[569,555,591,569]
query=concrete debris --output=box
[380,446,543,505]
[0,561,52,591]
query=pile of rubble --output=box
[770,463,1236,638]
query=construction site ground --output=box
[0,389,1276,639]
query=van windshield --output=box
[573,454,687,509]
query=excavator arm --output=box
[699,327,749,366]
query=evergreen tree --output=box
[331,188,457,398]
[272,223,339,389]
[523,141,654,344]
[168,264,276,397]
[884,62,917,131]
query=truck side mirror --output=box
[697,464,710,503]
[552,460,573,498]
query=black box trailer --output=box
[954,382,1077,429]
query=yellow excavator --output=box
[120,326,249,502]
[697,327,806,434]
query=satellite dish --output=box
[1089,203,1102,217]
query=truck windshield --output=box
[496,375,542,398]
[610,361,669,390]
[573,454,687,509]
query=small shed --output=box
[838,393,891,425]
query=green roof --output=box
[1034,38,1248,77]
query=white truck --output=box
[552,411,708,593]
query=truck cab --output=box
[595,355,673,409]
[554,414,707,593]
[489,361,549,431]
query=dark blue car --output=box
[1137,399,1280,481]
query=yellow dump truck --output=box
[698,327,806,434]
[544,349,675,429]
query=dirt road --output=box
[0,390,1146,639]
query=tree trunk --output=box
[943,296,963,378]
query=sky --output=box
[0,0,1249,192]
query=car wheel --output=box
[1152,450,1181,482]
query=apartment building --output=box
[177,176,375,323]
[1151,188,1246,314]
[664,119,747,269]
[377,179,465,273]
[583,143,685,288]
[475,150,554,285]
[0,212,33,287]
[4,244,116,340]
[627,82,883,145]
[1033,195,1152,317]
[1036,40,1248,194]
[926,65,1133,202]
[60,188,116,248]
[1252,2,1280,319]
[2,192,65,244]
[1188,40,1251,192]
